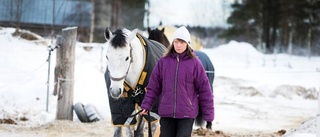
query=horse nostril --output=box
[118,88,121,92]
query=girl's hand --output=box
[140,109,148,115]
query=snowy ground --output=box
[0,27,319,137]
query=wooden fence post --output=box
[55,27,77,120]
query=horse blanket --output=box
[104,33,166,126]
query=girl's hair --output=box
[164,39,196,58]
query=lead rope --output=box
[130,110,152,137]
[134,114,143,137]
[147,111,152,137]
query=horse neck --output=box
[126,37,144,86]
[163,35,170,48]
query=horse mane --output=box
[111,29,127,48]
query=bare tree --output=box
[89,0,95,43]
[12,0,23,33]
[10,0,32,34]
[111,0,121,31]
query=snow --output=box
[0,27,319,136]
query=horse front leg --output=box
[151,122,158,136]
[113,127,122,137]
[125,126,135,137]
[113,126,136,137]
[139,121,158,137]
[134,118,145,137]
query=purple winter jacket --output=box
[141,50,214,122]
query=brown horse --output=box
[147,27,170,48]
[148,27,215,128]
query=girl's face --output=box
[173,39,188,54]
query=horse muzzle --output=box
[109,87,123,99]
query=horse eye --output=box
[125,56,129,61]
[106,55,109,60]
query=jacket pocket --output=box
[182,94,194,111]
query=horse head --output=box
[104,27,138,99]
[148,27,170,48]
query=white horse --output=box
[104,27,165,137]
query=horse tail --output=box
[195,107,205,127]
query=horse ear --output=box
[127,28,138,43]
[160,28,165,33]
[147,27,151,34]
[104,27,113,41]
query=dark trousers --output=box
[159,117,194,137]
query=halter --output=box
[108,44,133,81]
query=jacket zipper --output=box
[174,55,179,118]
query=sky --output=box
[0,27,319,136]
[145,0,235,28]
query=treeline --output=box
[2,0,319,56]
[220,0,320,56]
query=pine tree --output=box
[221,0,320,55]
